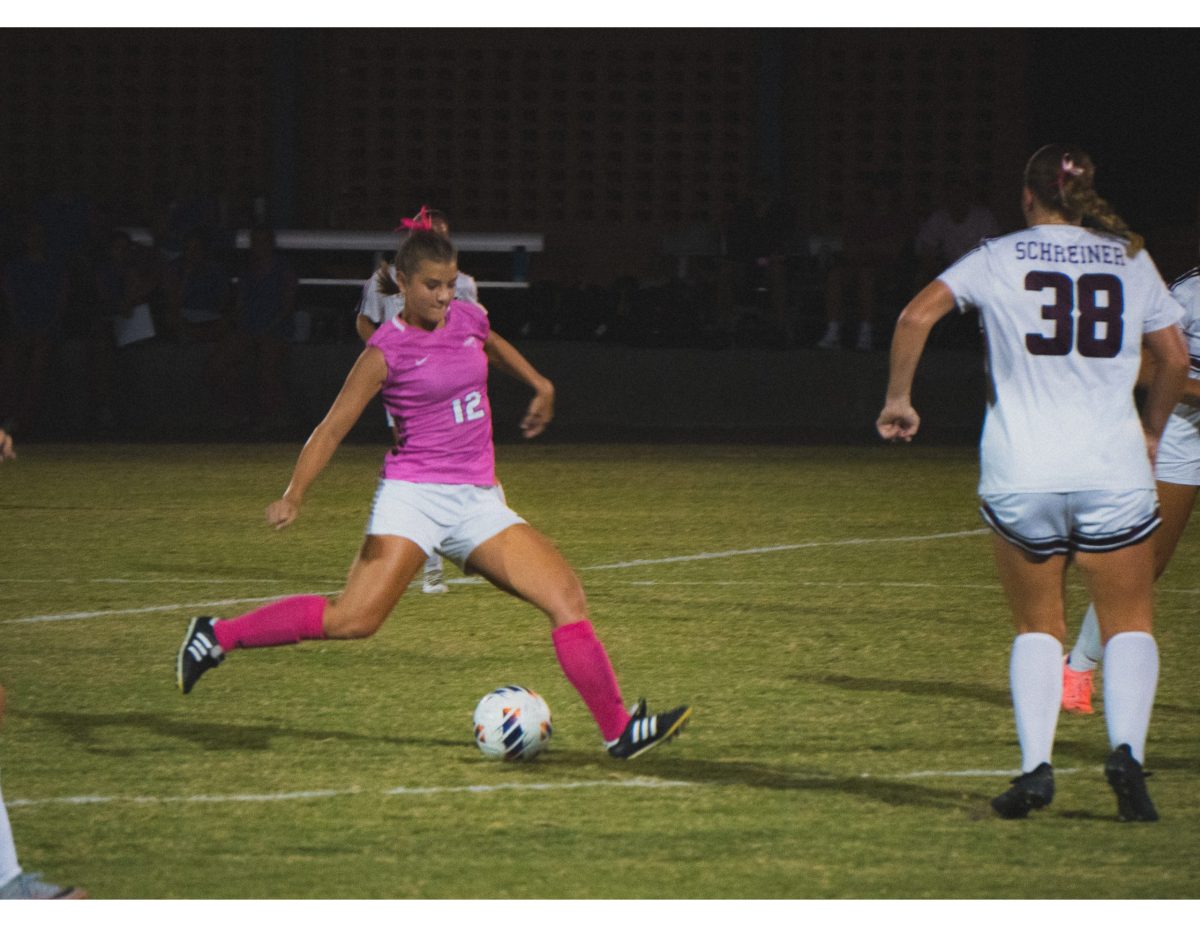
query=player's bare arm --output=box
[484,330,555,438]
[877,280,957,442]
[268,347,388,529]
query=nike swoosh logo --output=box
[414,357,430,366]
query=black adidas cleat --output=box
[1105,744,1159,822]
[177,616,225,694]
[991,762,1055,819]
[606,698,692,760]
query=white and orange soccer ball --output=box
[473,685,553,760]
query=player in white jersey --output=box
[876,143,1188,822]
[0,441,86,899]
[1063,265,1200,712]
[355,207,480,595]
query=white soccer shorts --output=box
[366,480,525,569]
[979,489,1160,558]
[1155,413,1200,486]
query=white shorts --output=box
[1155,414,1200,486]
[979,489,1160,558]
[366,480,525,569]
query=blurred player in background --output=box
[1063,263,1200,713]
[356,207,480,595]
[877,143,1187,822]
[178,228,691,760]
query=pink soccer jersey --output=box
[368,300,496,486]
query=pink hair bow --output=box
[395,205,433,233]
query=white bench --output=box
[123,228,544,290]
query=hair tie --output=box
[1056,155,1084,193]
[395,205,433,233]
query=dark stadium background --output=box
[0,27,1196,442]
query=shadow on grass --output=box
[792,672,1012,708]
[540,750,993,813]
[25,710,461,754]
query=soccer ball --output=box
[473,685,553,760]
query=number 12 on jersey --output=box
[1025,271,1124,358]
[451,391,485,423]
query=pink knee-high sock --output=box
[212,595,327,651]
[552,619,631,742]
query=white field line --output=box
[580,529,990,571]
[626,580,1000,590]
[6,593,340,625]
[2,578,301,585]
[4,528,988,625]
[6,776,693,809]
[6,768,1100,812]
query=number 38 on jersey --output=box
[1025,271,1124,358]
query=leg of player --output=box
[176,535,426,693]
[1063,480,1196,713]
[465,524,692,759]
[421,552,449,595]
[0,684,86,899]
[1075,542,1160,822]
[987,536,1066,819]
[1062,601,1101,713]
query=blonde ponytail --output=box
[1071,188,1144,257]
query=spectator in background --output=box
[817,177,912,351]
[164,229,232,418]
[914,175,1001,284]
[152,165,226,262]
[0,220,68,435]
[165,229,231,343]
[90,229,161,428]
[226,227,297,423]
[717,183,795,341]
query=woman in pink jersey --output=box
[176,229,691,760]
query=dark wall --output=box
[30,340,986,445]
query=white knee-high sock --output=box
[0,776,22,887]
[1103,631,1159,764]
[1068,603,1103,671]
[1010,633,1063,772]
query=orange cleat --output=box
[1062,659,1095,714]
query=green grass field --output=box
[1,442,1198,899]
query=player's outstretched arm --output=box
[484,330,555,438]
[267,347,387,529]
